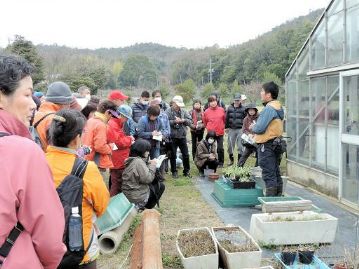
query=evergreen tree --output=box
[7,35,45,85]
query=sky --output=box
[1,0,331,50]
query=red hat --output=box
[108,90,128,101]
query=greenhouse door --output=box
[339,70,359,208]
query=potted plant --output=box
[229,166,255,189]
[176,227,218,269]
[298,245,315,264]
[280,245,297,265]
[212,226,262,269]
[222,166,233,179]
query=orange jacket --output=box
[46,146,110,263]
[33,102,63,151]
[82,113,113,169]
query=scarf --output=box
[94,112,108,123]
[0,109,32,139]
[191,109,203,126]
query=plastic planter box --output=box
[212,226,262,269]
[212,178,263,207]
[257,196,321,213]
[176,227,218,269]
[249,211,338,245]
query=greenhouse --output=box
[285,0,359,208]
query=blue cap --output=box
[117,105,132,119]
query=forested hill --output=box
[2,8,323,100]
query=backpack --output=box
[56,158,89,269]
[30,112,54,148]
[0,133,24,267]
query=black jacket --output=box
[166,107,192,139]
[225,103,246,129]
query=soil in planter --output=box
[177,230,216,258]
[214,228,258,253]
[281,252,297,265]
[298,250,314,264]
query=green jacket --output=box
[122,157,156,207]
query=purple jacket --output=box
[0,110,66,269]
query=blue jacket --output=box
[158,112,171,139]
[124,118,137,136]
[137,115,163,148]
[131,102,149,123]
[252,100,284,134]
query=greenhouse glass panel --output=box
[346,5,359,63]
[297,46,309,80]
[298,119,310,163]
[298,80,310,117]
[343,75,359,136]
[327,11,344,66]
[311,23,326,70]
[327,76,340,173]
[287,80,297,116]
[287,116,297,160]
[328,0,343,15]
[342,144,359,205]
[346,0,359,9]
[311,77,326,168]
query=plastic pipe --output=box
[98,207,137,255]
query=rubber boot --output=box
[237,154,242,167]
[227,154,234,166]
[265,187,278,197]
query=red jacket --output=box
[203,106,226,136]
[82,113,113,169]
[107,118,132,169]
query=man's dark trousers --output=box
[170,137,190,175]
[257,140,282,194]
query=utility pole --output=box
[209,57,214,84]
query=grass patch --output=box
[173,178,192,186]
[162,253,182,268]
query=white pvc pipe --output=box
[98,207,137,255]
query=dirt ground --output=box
[97,136,286,269]
[97,174,223,269]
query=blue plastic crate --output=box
[274,253,330,269]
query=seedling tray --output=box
[274,253,330,269]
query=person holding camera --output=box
[166,96,192,178]
[189,99,205,160]
[250,81,285,197]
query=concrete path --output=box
[194,176,359,264]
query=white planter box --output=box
[176,227,218,269]
[212,226,262,269]
[249,211,338,245]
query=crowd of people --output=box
[0,54,285,268]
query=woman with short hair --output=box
[0,55,66,268]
